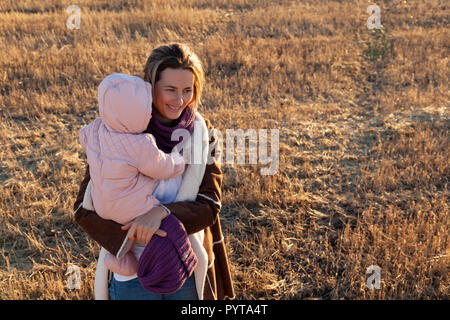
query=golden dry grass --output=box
[0,0,448,299]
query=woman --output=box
[73,43,235,300]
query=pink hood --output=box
[98,73,152,134]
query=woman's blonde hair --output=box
[143,43,205,108]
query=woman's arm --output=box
[166,164,221,233]
[72,165,167,249]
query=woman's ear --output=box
[188,94,197,109]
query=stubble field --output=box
[0,0,448,299]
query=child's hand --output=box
[180,144,192,165]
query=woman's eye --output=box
[166,88,191,93]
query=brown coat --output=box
[73,118,235,300]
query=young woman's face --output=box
[153,68,195,123]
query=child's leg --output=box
[104,251,138,276]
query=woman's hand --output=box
[121,206,169,244]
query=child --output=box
[79,73,186,277]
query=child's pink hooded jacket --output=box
[79,73,185,224]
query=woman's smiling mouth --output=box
[167,105,182,112]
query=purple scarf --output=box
[145,105,195,154]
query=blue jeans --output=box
[109,275,198,300]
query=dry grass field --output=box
[0,0,448,299]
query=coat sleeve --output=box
[136,133,185,180]
[163,118,223,235]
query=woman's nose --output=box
[172,92,184,106]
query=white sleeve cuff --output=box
[159,204,171,216]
